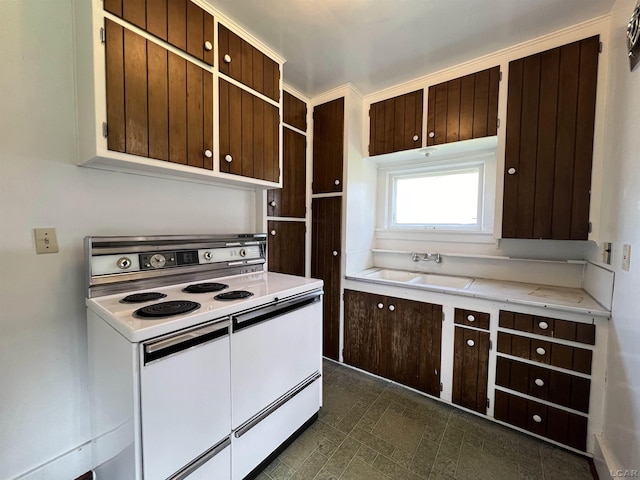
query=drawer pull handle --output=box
[536,347,546,355]
[467,314,475,322]
[377,303,384,309]
[538,321,549,330]
[534,378,545,387]
[388,305,395,312]
[532,414,543,423]
[466,339,475,347]
[224,53,232,63]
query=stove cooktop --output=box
[86,271,324,342]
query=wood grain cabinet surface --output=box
[219,79,279,183]
[343,290,442,397]
[312,98,344,194]
[502,35,600,240]
[311,197,342,360]
[369,89,423,156]
[426,66,500,146]
[267,221,305,277]
[104,0,215,66]
[283,91,307,132]
[218,24,280,102]
[105,19,213,168]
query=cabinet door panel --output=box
[368,89,424,155]
[283,91,307,131]
[312,98,344,193]
[123,28,149,157]
[168,52,187,165]
[502,36,599,240]
[452,327,489,413]
[417,302,443,397]
[267,221,305,276]
[268,128,306,218]
[311,197,342,360]
[105,20,126,153]
[147,42,169,161]
[147,0,168,41]
[344,290,386,375]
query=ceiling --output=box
[206,0,615,97]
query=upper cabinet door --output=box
[105,20,213,168]
[283,91,308,131]
[426,66,500,146]
[267,128,306,218]
[104,0,215,66]
[502,36,599,240]
[312,97,344,194]
[218,24,280,102]
[218,79,279,183]
[369,89,423,156]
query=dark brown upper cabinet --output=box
[502,36,599,240]
[312,97,344,194]
[104,0,215,66]
[219,79,279,183]
[369,89,423,156]
[267,128,306,218]
[218,24,280,102]
[283,91,308,131]
[105,19,213,168]
[426,66,500,146]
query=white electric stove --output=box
[85,234,323,480]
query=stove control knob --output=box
[203,251,212,261]
[239,249,247,257]
[117,257,132,270]
[149,254,167,269]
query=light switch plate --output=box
[34,228,59,254]
[622,244,631,271]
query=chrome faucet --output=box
[412,252,441,263]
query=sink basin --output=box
[408,274,473,289]
[364,269,421,282]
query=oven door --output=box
[140,319,231,480]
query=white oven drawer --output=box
[230,291,322,428]
[140,320,231,480]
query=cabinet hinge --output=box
[499,71,503,81]
[497,118,501,128]
[102,122,108,138]
[489,340,493,350]
[100,27,106,45]
[440,382,444,392]
[588,222,593,233]
[599,42,603,53]
[487,398,490,409]
[442,311,445,322]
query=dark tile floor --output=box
[257,359,595,480]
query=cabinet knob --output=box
[532,414,543,423]
[332,250,338,256]
[535,347,546,356]
[412,134,419,141]
[428,131,435,138]
[377,303,384,309]
[270,230,276,236]
[204,149,213,158]
[269,201,276,207]
[508,167,516,175]
[224,53,232,63]
[538,321,549,330]
[204,41,213,51]
[534,378,545,387]
[388,304,395,311]
[334,179,340,186]
[466,339,475,347]
[467,314,475,322]
[225,154,233,163]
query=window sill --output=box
[375,228,496,245]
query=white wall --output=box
[0,1,256,479]
[588,0,640,474]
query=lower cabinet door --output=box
[452,327,490,413]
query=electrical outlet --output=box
[622,244,631,271]
[34,228,59,254]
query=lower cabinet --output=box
[343,290,442,397]
[452,326,490,414]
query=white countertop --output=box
[347,268,610,318]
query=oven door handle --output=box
[143,319,230,365]
[232,289,323,332]
[169,435,231,480]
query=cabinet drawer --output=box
[495,357,590,413]
[218,25,280,102]
[499,311,595,345]
[497,332,592,374]
[494,390,587,451]
[454,308,490,330]
[104,0,215,66]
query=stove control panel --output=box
[140,250,199,270]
